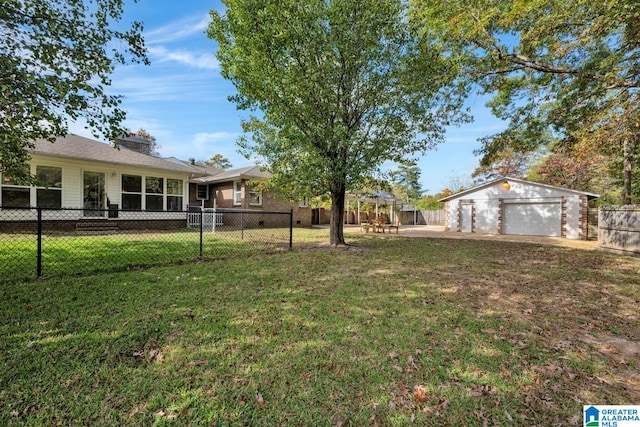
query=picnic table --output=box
[370,218,399,234]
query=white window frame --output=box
[249,185,262,206]
[121,174,143,210]
[1,174,31,208]
[166,178,184,211]
[35,165,62,208]
[145,176,165,211]
[299,197,308,208]
[234,181,243,206]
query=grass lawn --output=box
[0,227,297,283]
[1,229,639,426]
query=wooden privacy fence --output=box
[398,209,445,225]
[598,205,640,255]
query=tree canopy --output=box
[1,0,148,183]
[209,0,469,244]
[390,160,423,201]
[413,0,640,203]
[202,154,232,170]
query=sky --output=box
[69,0,507,195]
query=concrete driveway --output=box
[344,224,598,251]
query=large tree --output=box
[209,0,468,245]
[1,0,148,184]
[414,0,640,203]
[202,154,232,170]
[390,160,423,201]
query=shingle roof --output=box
[31,134,198,174]
[192,165,271,184]
[438,176,600,202]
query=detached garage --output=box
[439,177,598,240]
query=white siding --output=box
[443,179,588,240]
[0,154,191,220]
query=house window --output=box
[35,166,62,208]
[1,175,30,207]
[196,184,208,200]
[234,181,242,205]
[299,197,308,208]
[145,176,164,211]
[122,174,142,210]
[167,179,183,211]
[249,185,262,206]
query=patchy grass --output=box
[1,230,639,426]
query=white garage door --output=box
[503,203,562,237]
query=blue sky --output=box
[69,0,507,194]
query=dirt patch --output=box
[343,225,599,251]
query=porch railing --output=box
[187,208,224,230]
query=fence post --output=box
[199,208,203,257]
[289,208,293,249]
[37,207,42,278]
[241,210,244,240]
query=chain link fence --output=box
[0,206,293,283]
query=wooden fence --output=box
[598,206,640,255]
[399,209,445,225]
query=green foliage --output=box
[0,0,148,184]
[390,160,423,201]
[413,0,640,201]
[415,195,443,210]
[202,154,233,170]
[209,0,470,243]
[472,148,538,184]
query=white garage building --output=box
[439,177,598,240]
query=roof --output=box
[163,157,223,176]
[32,134,199,174]
[31,134,272,183]
[346,190,401,202]
[192,165,271,184]
[438,176,600,202]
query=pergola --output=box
[344,191,401,225]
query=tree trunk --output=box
[329,185,346,246]
[623,137,633,205]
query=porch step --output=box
[76,221,119,235]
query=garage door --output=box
[503,203,562,237]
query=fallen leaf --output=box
[148,348,163,362]
[413,385,428,402]
[256,391,266,406]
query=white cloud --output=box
[193,131,240,144]
[145,15,211,45]
[148,46,219,70]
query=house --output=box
[0,134,197,217]
[0,134,311,228]
[189,165,312,227]
[439,177,599,240]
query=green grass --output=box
[1,230,639,426]
[0,227,300,282]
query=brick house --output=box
[189,166,312,227]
